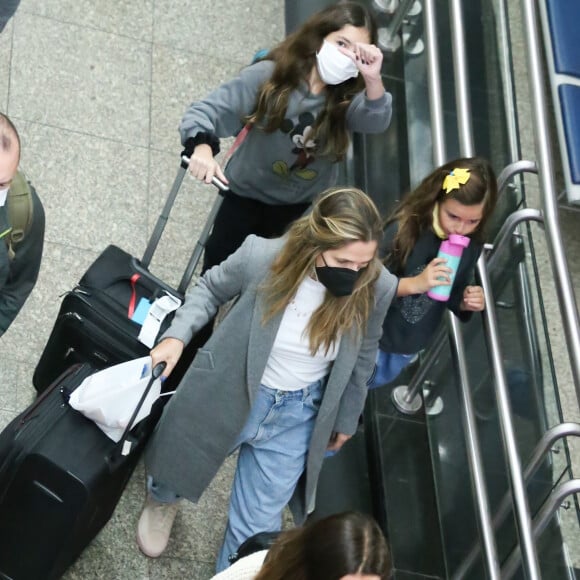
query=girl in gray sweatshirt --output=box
[180,1,393,272]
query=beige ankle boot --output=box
[136,496,180,558]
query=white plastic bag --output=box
[68,356,162,443]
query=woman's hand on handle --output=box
[150,337,185,379]
[188,143,228,185]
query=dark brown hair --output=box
[385,156,498,269]
[248,2,378,161]
[254,511,391,580]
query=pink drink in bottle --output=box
[427,234,471,301]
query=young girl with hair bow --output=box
[368,156,498,389]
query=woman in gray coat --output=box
[136,186,397,572]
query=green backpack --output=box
[3,171,33,259]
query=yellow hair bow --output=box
[442,168,471,194]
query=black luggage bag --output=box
[0,362,165,580]
[33,156,228,393]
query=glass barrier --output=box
[420,213,580,577]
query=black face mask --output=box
[315,254,362,297]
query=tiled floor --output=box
[0,1,284,578]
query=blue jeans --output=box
[367,349,415,390]
[149,379,325,572]
[216,379,325,571]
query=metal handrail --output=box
[497,160,538,193]
[450,0,539,575]
[514,244,550,435]
[449,0,474,154]
[423,0,445,168]
[502,479,580,579]
[496,0,524,164]
[475,255,542,580]
[390,0,578,576]
[378,0,416,52]
[453,422,580,578]
[390,0,448,416]
[447,4,500,575]
[520,0,580,402]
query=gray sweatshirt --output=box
[180,60,392,205]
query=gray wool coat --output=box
[145,235,397,523]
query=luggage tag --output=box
[138,293,182,348]
[131,297,153,325]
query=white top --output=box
[261,276,338,391]
[210,550,268,580]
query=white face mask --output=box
[0,187,8,207]
[316,40,359,86]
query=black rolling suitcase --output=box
[0,361,165,580]
[33,156,228,393]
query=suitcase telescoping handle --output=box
[109,362,167,464]
[141,154,229,294]
[178,157,229,295]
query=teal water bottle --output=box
[427,234,471,302]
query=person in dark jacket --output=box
[0,113,45,336]
[0,0,20,33]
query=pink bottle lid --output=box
[440,234,471,258]
[448,234,471,248]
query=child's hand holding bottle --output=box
[396,257,452,296]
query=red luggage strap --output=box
[128,273,141,318]
[223,124,252,167]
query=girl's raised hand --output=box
[338,42,384,99]
[461,285,485,311]
[351,42,383,81]
[188,143,228,185]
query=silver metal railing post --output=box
[427,0,500,574]
[520,0,580,401]
[476,255,541,580]
[390,0,448,416]
[497,160,538,194]
[378,0,415,52]
[449,0,539,574]
[453,423,580,579]
[502,479,580,579]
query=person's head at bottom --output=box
[255,511,391,580]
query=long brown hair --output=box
[262,186,383,355]
[385,156,498,269]
[247,2,378,161]
[254,511,391,580]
